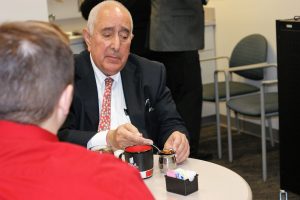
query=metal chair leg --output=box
[215,99,222,159]
[225,72,233,162]
[235,111,240,134]
[261,115,267,181]
[267,118,274,147]
[279,190,288,200]
[227,106,233,162]
[214,72,222,159]
[261,86,267,181]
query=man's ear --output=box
[82,28,92,51]
[58,84,73,117]
[42,84,73,133]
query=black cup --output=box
[122,145,154,179]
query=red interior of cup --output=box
[125,145,152,153]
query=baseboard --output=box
[201,115,216,126]
[202,114,279,143]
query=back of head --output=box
[0,21,74,124]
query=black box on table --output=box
[165,174,198,196]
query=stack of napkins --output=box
[166,168,197,181]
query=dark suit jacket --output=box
[150,0,205,51]
[58,50,188,149]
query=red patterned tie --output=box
[98,77,113,131]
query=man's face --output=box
[85,6,133,76]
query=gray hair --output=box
[87,0,133,35]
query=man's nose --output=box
[111,35,121,51]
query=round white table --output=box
[144,155,252,200]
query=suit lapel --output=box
[76,52,99,128]
[121,58,146,133]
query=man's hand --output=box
[107,123,153,149]
[164,131,190,164]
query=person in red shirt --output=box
[0,21,153,200]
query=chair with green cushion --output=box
[225,65,278,181]
[201,34,269,159]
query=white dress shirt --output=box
[87,54,131,149]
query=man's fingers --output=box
[125,133,153,146]
[172,136,181,152]
[176,141,189,163]
[163,131,190,163]
[177,135,189,153]
[112,123,154,149]
[142,138,153,145]
[123,123,140,134]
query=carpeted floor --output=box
[199,125,300,200]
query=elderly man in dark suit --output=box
[59,0,190,163]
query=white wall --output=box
[209,0,300,62]
[205,0,300,128]
[47,0,82,20]
[0,0,48,22]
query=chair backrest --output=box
[230,34,268,80]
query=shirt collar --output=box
[90,53,121,85]
[0,120,58,142]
